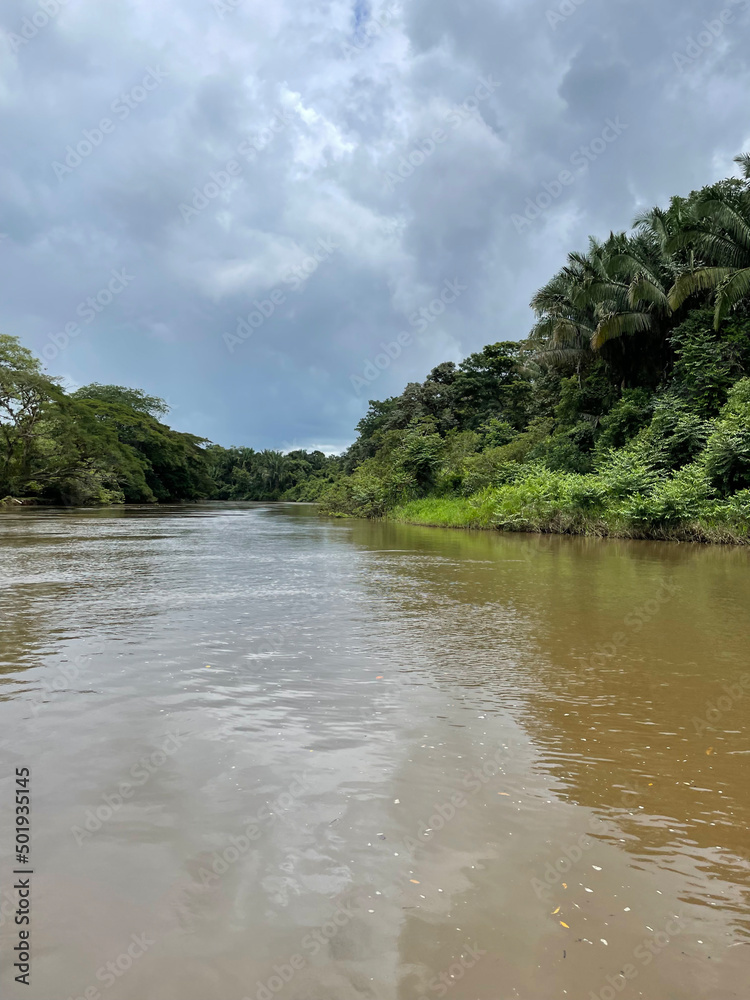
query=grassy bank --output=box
[386,467,750,545]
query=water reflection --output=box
[0,505,747,1000]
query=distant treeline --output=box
[0,336,340,506]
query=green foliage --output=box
[396,424,444,491]
[319,461,415,518]
[323,158,750,542]
[595,450,660,499]
[392,490,499,528]
[0,334,62,495]
[616,464,715,527]
[72,383,170,417]
[206,445,342,501]
[0,336,212,505]
[527,426,594,474]
[460,449,524,495]
[7,157,750,539]
[702,378,750,494]
[708,489,750,536]
[595,389,653,451]
[637,394,711,471]
[452,342,533,430]
[479,418,515,448]
[492,465,579,531]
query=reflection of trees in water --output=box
[348,519,750,938]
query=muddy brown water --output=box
[0,503,748,1000]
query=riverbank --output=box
[388,490,750,545]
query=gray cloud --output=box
[1,0,749,450]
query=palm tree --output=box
[530,229,675,358]
[528,257,596,368]
[668,156,750,328]
[583,230,674,350]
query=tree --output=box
[0,335,61,495]
[668,162,750,328]
[72,383,170,417]
[453,342,532,430]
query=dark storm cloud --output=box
[1,0,749,450]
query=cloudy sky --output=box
[1,0,749,451]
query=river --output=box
[0,503,748,1000]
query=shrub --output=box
[707,489,750,534]
[596,450,660,500]
[492,465,573,531]
[564,475,607,512]
[479,418,516,449]
[703,427,750,494]
[595,389,654,451]
[396,427,444,491]
[702,378,750,494]
[670,310,735,417]
[527,428,593,474]
[460,450,524,495]
[640,395,711,471]
[616,465,715,527]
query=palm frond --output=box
[668,267,734,310]
[734,153,750,181]
[694,198,750,253]
[714,266,750,328]
[629,275,670,312]
[591,311,655,350]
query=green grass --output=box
[390,492,498,529]
[388,485,749,545]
